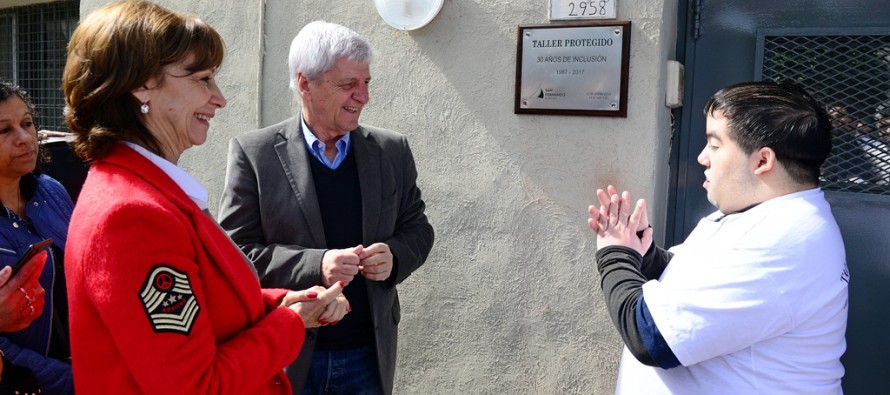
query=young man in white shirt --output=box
[588,81,848,394]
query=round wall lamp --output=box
[374,0,445,31]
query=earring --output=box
[140,103,150,114]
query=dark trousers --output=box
[301,346,384,395]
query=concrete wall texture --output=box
[79,0,678,393]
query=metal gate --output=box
[0,0,79,132]
[757,29,890,195]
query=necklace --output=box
[3,188,23,218]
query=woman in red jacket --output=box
[61,1,349,393]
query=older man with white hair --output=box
[218,21,434,395]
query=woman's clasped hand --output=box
[279,281,349,328]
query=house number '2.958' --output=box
[550,0,616,20]
[569,1,609,16]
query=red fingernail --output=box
[338,281,344,287]
[319,319,328,325]
[306,291,317,299]
[346,304,352,312]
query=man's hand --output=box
[588,185,652,256]
[0,250,47,332]
[358,243,393,281]
[37,130,73,141]
[321,246,362,287]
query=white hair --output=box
[287,21,373,94]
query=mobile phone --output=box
[10,238,53,277]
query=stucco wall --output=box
[78,0,677,393]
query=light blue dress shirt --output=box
[301,116,351,169]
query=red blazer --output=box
[65,144,304,394]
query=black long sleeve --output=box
[595,245,657,366]
[640,243,673,280]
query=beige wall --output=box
[80,0,678,393]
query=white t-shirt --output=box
[616,188,848,395]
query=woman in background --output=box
[0,80,74,394]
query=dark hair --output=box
[63,0,224,161]
[0,81,37,122]
[704,81,832,185]
[0,80,50,166]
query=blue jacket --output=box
[0,174,73,394]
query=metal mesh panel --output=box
[761,35,890,195]
[0,0,79,132]
[761,33,890,195]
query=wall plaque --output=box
[514,21,630,117]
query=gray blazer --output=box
[217,117,434,394]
